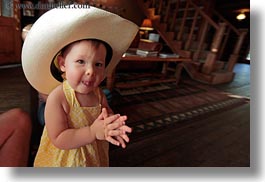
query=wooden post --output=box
[201,52,217,74]
[226,30,248,72]
[158,0,163,15]
[202,23,226,74]
[217,28,231,61]
[170,0,180,31]
[232,30,248,55]
[185,9,199,50]
[177,1,189,41]
[193,20,209,61]
[163,0,171,23]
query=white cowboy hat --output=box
[22,5,138,94]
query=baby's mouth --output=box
[82,80,94,87]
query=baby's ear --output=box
[57,55,66,72]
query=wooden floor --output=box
[0,63,250,167]
[214,63,250,98]
[109,63,250,167]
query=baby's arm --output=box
[44,86,123,150]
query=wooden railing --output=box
[137,0,248,75]
[212,10,248,71]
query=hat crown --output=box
[22,5,139,94]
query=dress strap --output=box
[63,80,79,107]
[63,80,103,108]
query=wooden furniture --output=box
[0,0,21,65]
[106,55,191,90]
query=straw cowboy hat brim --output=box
[22,5,138,94]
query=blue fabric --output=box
[37,102,46,126]
[103,89,112,102]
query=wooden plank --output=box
[121,56,191,62]
[115,78,176,89]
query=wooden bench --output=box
[106,55,191,90]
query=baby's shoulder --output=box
[47,84,67,104]
[47,84,69,112]
[49,84,64,98]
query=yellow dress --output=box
[34,80,109,167]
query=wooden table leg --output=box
[106,68,116,91]
[175,63,184,85]
[161,62,169,75]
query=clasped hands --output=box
[94,108,132,148]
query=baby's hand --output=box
[92,109,121,141]
[101,108,132,148]
[114,125,132,148]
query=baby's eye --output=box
[95,62,103,67]
[76,60,85,64]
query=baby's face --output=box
[60,40,107,94]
